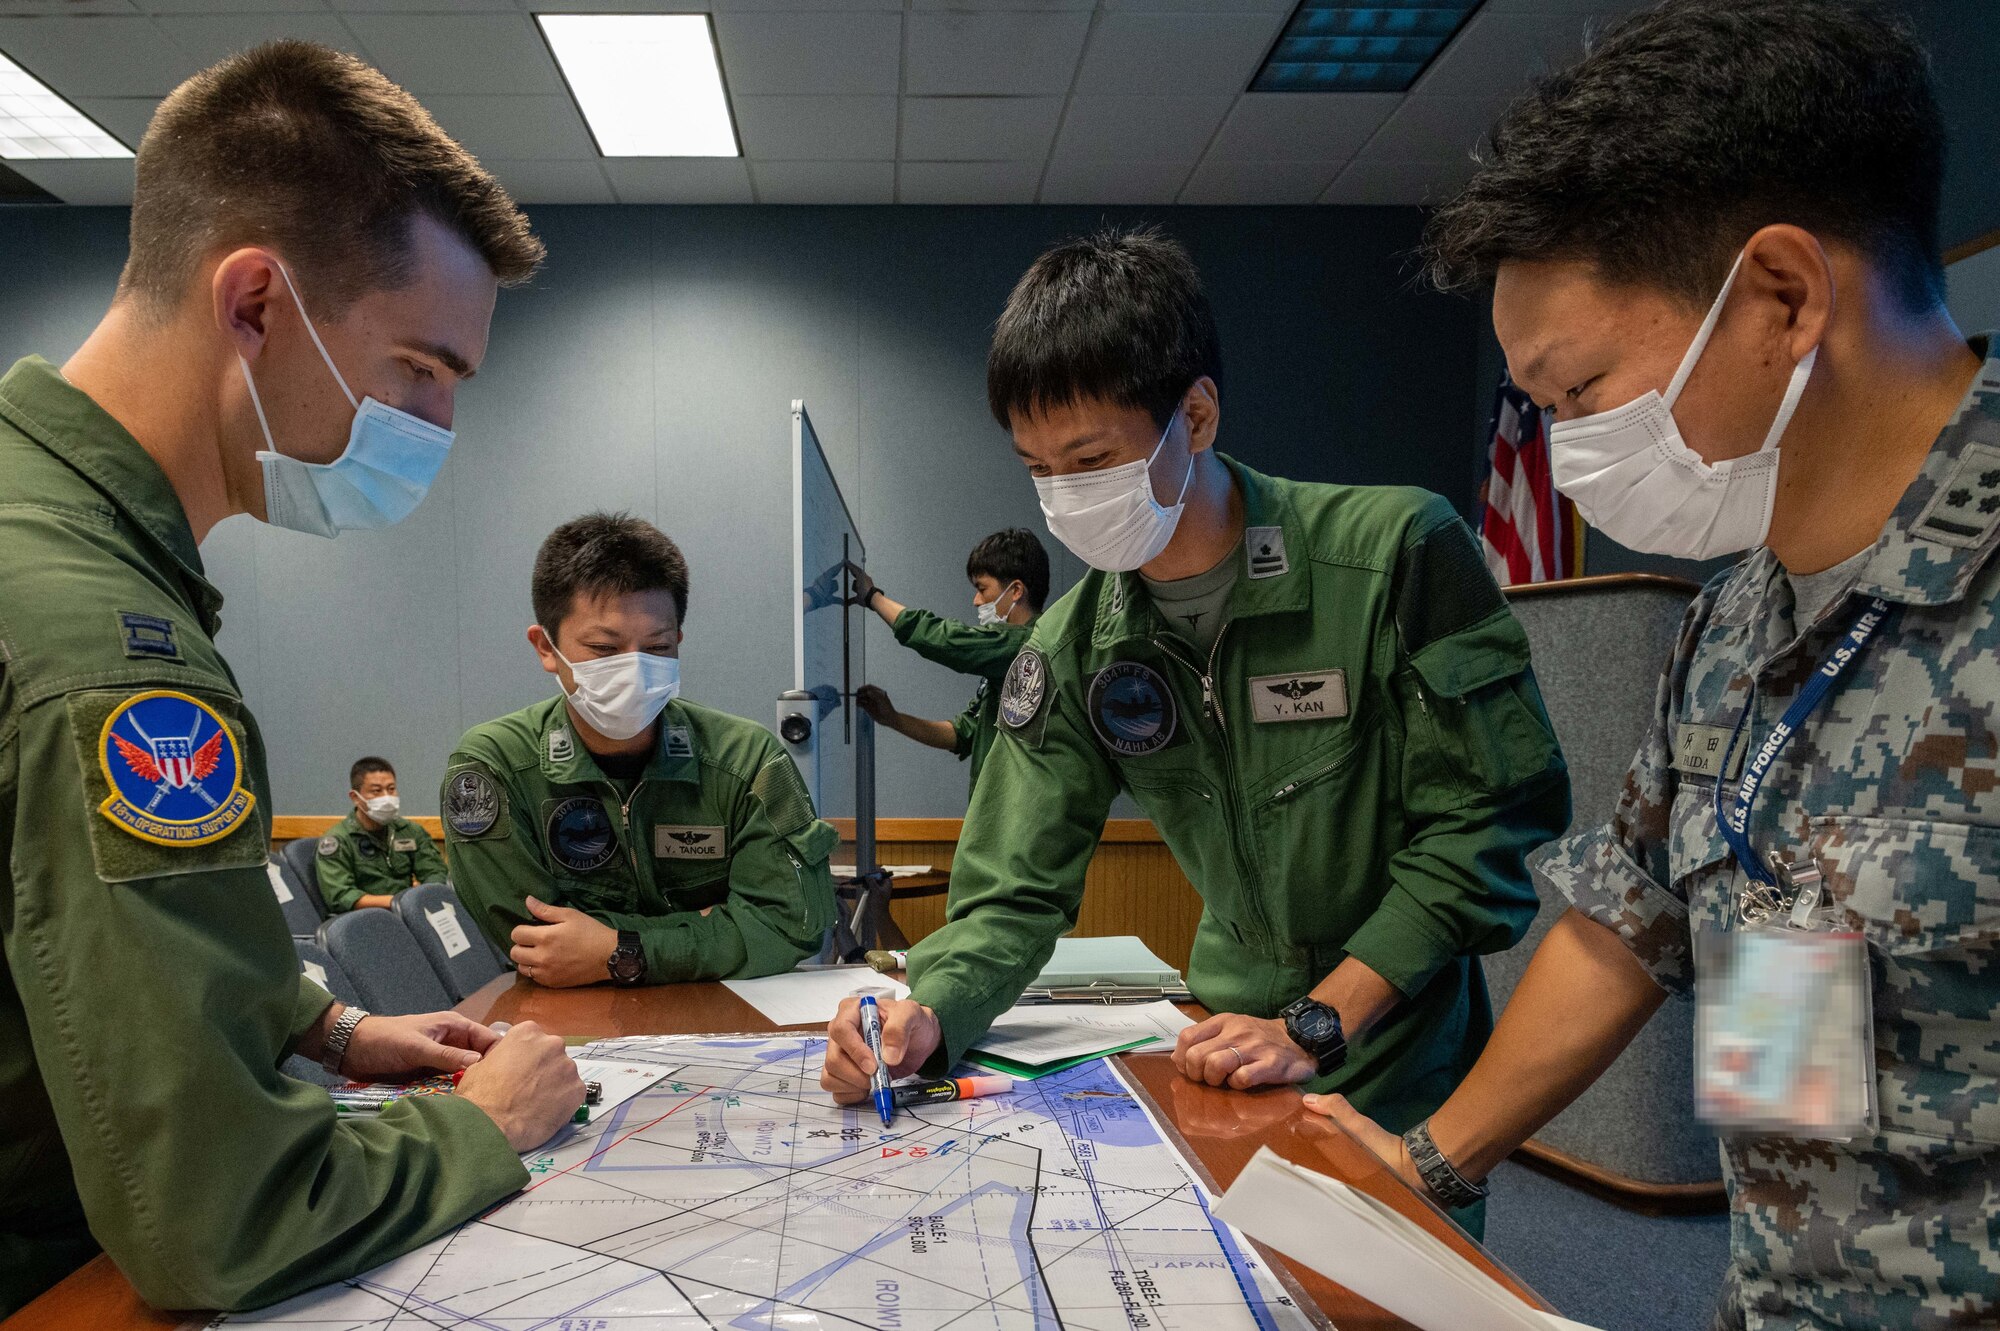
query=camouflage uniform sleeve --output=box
[1532,583,1721,997]
[591,752,837,981]
[3,685,526,1312]
[1344,505,1571,999]
[411,824,448,885]
[893,608,1028,678]
[313,832,363,913]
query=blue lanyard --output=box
[1715,596,1892,886]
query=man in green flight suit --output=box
[445,513,838,988]
[822,229,1572,1236]
[853,527,1050,796]
[316,756,449,912]
[0,43,584,1318]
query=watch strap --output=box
[1404,1119,1488,1210]
[1280,996,1347,1077]
[609,930,645,985]
[320,1005,369,1076]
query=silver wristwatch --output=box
[1403,1119,1488,1210]
[319,1005,370,1076]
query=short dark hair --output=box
[1422,0,1945,312]
[966,528,1051,612]
[988,226,1223,431]
[350,756,394,791]
[121,40,544,320]
[532,512,690,636]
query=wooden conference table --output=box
[5,977,1553,1331]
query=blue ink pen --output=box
[858,994,894,1127]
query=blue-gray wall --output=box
[0,204,1479,818]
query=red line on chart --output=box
[497,1085,716,1210]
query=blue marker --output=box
[858,994,894,1127]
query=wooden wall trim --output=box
[1946,226,2000,266]
[273,814,1163,845]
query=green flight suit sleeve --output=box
[3,689,527,1313]
[288,976,335,1054]
[906,653,1120,1069]
[948,691,980,760]
[314,833,364,913]
[440,756,546,956]
[591,755,837,982]
[411,825,448,885]
[1340,506,1571,1000]
[893,608,1024,678]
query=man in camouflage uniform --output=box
[1303,2,2000,1325]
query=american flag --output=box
[1476,375,1585,586]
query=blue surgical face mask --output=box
[239,261,455,539]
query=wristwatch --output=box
[607,930,646,986]
[320,1004,369,1076]
[1404,1119,1489,1210]
[1278,995,1347,1077]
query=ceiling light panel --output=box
[1251,2,1484,94]
[536,13,738,158]
[0,51,131,160]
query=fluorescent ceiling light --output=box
[0,50,131,160]
[1251,2,1484,94]
[537,13,738,158]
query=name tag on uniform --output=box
[656,825,727,860]
[392,836,417,853]
[1249,669,1348,723]
[1673,722,1744,781]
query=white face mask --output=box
[240,261,456,540]
[356,793,400,823]
[554,646,681,741]
[1549,251,1818,561]
[975,583,1020,627]
[1034,409,1194,572]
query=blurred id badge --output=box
[1695,926,1877,1140]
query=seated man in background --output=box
[821,228,1571,1237]
[446,512,837,987]
[853,527,1049,798]
[317,756,448,911]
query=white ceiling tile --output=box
[1178,156,1337,205]
[4,1,141,14]
[157,14,370,69]
[900,96,1061,161]
[904,11,1090,97]
[602,157,753,204]
[329,0,515,12]
[484,158,614,204]
[530,0,713,10]
[340,14,562,96]
[897,159,1039,204]
[751,158,892,203]
[420,95,597,162]
[711,12,899,96]
[1039,155,1190,204]
[1073,12,1287,98]
[1319,154,1478,206]
[8,155,134,203]
[1363,95,1512,161]
[1412,12,1600,97]
[1206,93,1399,162]
[74,96,160,148]
[1101,0,1291,10]
[909,0,1090,9]
[734,94,895,160]
[709,0,895,9]
[1053,94,1230,161]
[0,16,201,96]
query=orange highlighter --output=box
[890,1075,1013,1110]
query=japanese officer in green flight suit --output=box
[821,228,1572,1237]
[443,512,838,988]
[315,756,449,912]
[0,41,582,1317]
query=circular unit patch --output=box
[444,769,501,837]
[546,796,618,873]
[317,834,339,856]
[998,649,1048,730]
[97,689,255,846]
[1087,661,1178,758]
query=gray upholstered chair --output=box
[286,938,359,1087]
[279,835,330,919]
[266,855,324,937]
[317,908,454,1017]
[1493,574,1723,1200]
[394,881,506,1002]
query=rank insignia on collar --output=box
[97,690,255,846]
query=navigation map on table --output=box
[213,1036,1319,1331]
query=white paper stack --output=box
[1212,1147,1603,1331]
[966,999,1194,1074]
[722,966,908,1026]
